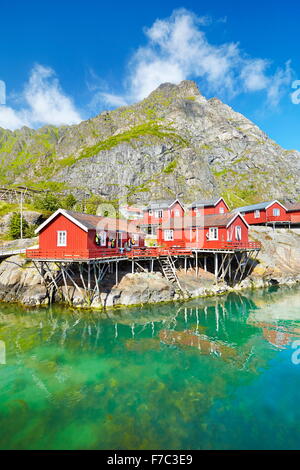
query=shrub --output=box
[8,212,29,239]
[24,224,38,238]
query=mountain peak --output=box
[146,79,204,102]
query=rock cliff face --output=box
[0,228,299,308]
[0,80,299,206]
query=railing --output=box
[0,248,26,257]
[266,215,291,222]
[200,241,262,250]
[26,241,261,260]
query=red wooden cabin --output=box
[286,202,300,224]
[233,201,290,225]
[26,209,145,259]
[157,212,252,250]
[188,197,229,217]
[138,198,185,236]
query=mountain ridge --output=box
[0,80,299,207]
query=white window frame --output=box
[208,227,218,241]
[227,229,233,242]
[57,230,67,247]
[273,208,280,217]
[235,226,242,241]
[219,207,225,214]
[148,209,153,216]
[254,210,260,218]
[164,229,174,241]
[155,209,163,218]
[175,210,180,217]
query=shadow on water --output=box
[0,284,300,449]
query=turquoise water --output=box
[1,286,300,450]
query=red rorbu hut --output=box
[232,200,290,225]
[157,212,251,250]
[285,202,300,224]
[26,209,145,260]
[137,199,185,242]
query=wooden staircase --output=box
[159,256,183,291]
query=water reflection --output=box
[0,285,300,450]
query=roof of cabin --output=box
[160,212,246,229]
[187,198,223,209]
[285,202,300,212]
[143,199,184,210]
[188,197,228,209]
[232,200,285,213]
[36,209,144,234]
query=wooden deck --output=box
[26,242,261,262]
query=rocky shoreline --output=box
[0,226,300,309]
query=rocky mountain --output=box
[1,80,300,207]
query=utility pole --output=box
[20,190,23,239]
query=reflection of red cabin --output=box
[188,198,229,217]
[157,212,250,249]
[26,209,145,259]
[138,199,185,236]
[286,202,300,224]
[233,200,289,225]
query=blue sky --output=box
[0,0,300,150]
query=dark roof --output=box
[144,199,184,210]
[285,202,300,212]
[187,197,229,209]
[62,210,144,234]
[161,213,243,229]
[232,201,282,213]
[187,198,221,209]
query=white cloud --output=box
[0,64,82,130]
[97,8,293,109]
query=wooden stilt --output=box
[214,253,218,279]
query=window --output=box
[147,226,155,235]
[208,227,218,240]
[227,229,232,242]
[164,230,174,241]
[219,207,225,214]
[254,210,260,218]
[155,210,163,218]
[235,226,242,241]
[57,231,67,247]
[273,208,280,217]
[175,210,180,217]
[148,209,153,216]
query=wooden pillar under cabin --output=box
[228,258,232,281]
[196,251,198,277]
[184,256,187,273]
[151,259,154,272]
[132,260,134,273]
[116,261,118,285]
[222,254,225,278]
[87,263,91,292]
[204,256,207,272]
[214,253,218,279]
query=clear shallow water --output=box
[0,286,300,450]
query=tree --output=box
[61,194,77,210]
[33,193,60,212]
[8,212,29,239]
